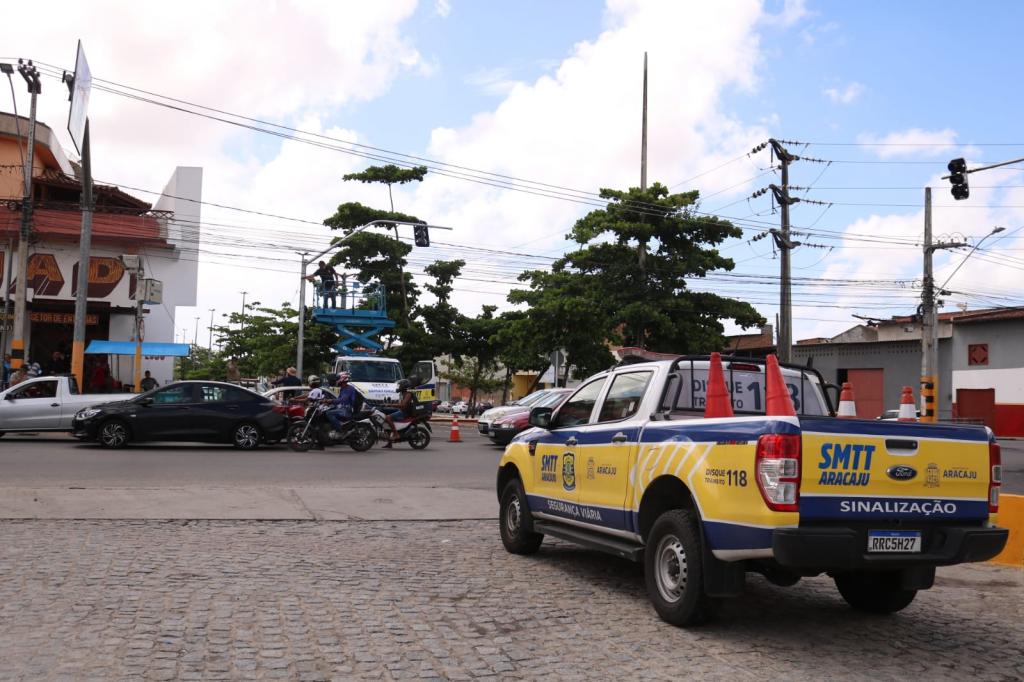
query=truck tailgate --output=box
[799,417,991,522]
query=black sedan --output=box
[71,381,289,449]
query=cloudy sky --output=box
[3,0,1023,348]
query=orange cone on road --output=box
[765,354,796,417]
[898,386,918,421]
[704,352,734,418]
[448,414,463,442]
[837,382,857,418]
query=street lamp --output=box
[208,308,216,350]
[239,291,248,334]
[938,226,1006,293]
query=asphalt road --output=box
[0,428,503,489]
[1,431,1021,493]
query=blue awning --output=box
[85,341,192,357]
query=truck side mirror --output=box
[529,406,553,429]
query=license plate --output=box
[867,530,921,553]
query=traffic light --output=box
[414,223,430,247]
[947,158,969,200]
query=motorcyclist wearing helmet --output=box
[381,379,416,448]
[305,375,327,401]
[325,371,361,434]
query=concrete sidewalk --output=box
[0,485,497,521]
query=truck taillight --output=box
[989,442,1002,513]
[756,434,801,512]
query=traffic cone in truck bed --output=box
[765,354,796,417]
[837,382,857,418]
[448,415,463,442]
[898,386,918,421]
[704,352,734,418]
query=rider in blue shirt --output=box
[326,372,361,433]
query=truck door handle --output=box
[611,432,628,443]
[885,439,918,454]
[51,403,60,407]
[565,436,577,446]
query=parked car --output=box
[477,389,554,436]
[0,375,134,437]
[452,401,468,415]
[485,388,572,445]
[262,385,337,420]
[436,401,451,413]
[72,381,289,449]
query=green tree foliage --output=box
[515,182,764,357]
[211,302,339,378]
[342,164,428,189]
[442,357,503,406]
[492,311,549,402]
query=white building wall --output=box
[952,367,1024,404]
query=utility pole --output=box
[193,316,200,346]
[69,119,93,390]
[208,308,215,350]
[919,187,967,423]
[133,259,144,392]
[768,139,798,363]
[10,60,41,371]
[636,52,649,348]
[297,253,309,380]
[239,291,248,334]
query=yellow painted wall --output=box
[0,137,46,199]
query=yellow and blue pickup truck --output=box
[496,354,1007,626]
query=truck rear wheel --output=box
[834,571,917,614]
[499,479,543,555]
[644,509,714,626]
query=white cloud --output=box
[822,82,864,104]
[762,0,811,27]
[0,0,423,341]
[465,67,522,97]
[435,0,451,18]
[856,128,958,158]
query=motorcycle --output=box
[366,404,432,450]
[287,401,376,452]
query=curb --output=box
[990,493,1024,568]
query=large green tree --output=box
[558,182,763,352]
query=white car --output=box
[477,389,553,436]
[0,375,135,436]
[452,401,468,415]
[435,401,451,413]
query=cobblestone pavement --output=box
[1,520,1021,681]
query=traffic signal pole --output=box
[920,189,938,422]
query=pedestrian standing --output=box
[9,366,28,386]
[280,367,302,387]
[140,370,159,392]
[2,354,11,389]
[226,358,241,384]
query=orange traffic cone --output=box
[448,414,462,442]
[837,382,857,418]
[765,354,796,417]
[704,352,734,418]
[898,386,917,421]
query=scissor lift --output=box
[310,283,396,356]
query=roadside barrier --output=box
[704,352,734,418]
[898,386,917,421]
[448,415,462,443]
[991,493,1024,568]
[765,354,796,417]
[837,382,857,418]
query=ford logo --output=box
[887,465,917,481]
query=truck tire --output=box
[499,479,543,555]
[644,509,714,626]
[834,571,917,614]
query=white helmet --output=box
[308,375,321,386]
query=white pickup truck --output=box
[0,375,135,436]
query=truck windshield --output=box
[338,360,403,383]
